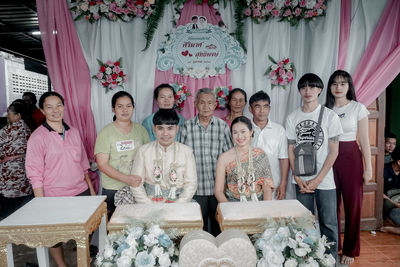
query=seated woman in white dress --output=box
[131,109,197,203]
[215,116,274,202]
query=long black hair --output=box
[231,116,253,133]
[111,91,134,121]
[227,88,247,111]
[325,70,357,109]
[39,91,64,109]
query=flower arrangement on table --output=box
[215,86,232,110]
[70,0,156,23]
[171,82,190,112]
[92,58,127,93]
[96,223,179,266]
[254,217,336,267]
[244,0,328,26]
[265,55,295,89]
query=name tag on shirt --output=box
[116,140,135,152]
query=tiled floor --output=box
[347,231,400,267]
[10,230,400,266]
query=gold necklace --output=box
[152,142,177,202]
[234,145,258,202]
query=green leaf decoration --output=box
[233,0,247,53]
[267,55,277,64]
[143,0,172,51]
[73,13,85,22]
[96,58,104,66]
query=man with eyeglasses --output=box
[249,91,291,200]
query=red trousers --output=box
[333,141,363,257]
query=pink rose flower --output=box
[287,71,293,79]
[106,75,113,83]
[96,72,103,79]
[283,9,291,16]
[279,80,287,86]
[144,2,150,7]
[266,3,274,11]
[115,7,123,14]
[106,60,113,66]
[295,8,301,16]
[307,10,314,17]
[300,0,306,7]
[109,2,117,11]
[278,61,284,67]
[113,66,120,73]
[279,68,285,76]
[108,12,115,20]
[137,8,145,17]
[245,8,251,16]
[285,0,291,6]
[253,9,261,17]
[271,9,280,17]
[93,13,100,20]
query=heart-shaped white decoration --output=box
[199,258,236,267]
[179,229,257,267]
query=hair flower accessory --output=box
[215,86,232,110]
[265,55,296,89]
[171,82,190,112]
[92,58,127,93]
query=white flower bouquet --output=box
[96,223,179,267]
[255,217,336,267]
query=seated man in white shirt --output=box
[131,109,198,203]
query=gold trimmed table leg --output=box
[0,243,9,267]
[76,236,90,267]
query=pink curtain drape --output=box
[153,0,230,119]
[346,0,400,106]
[36,0,99,192]
[337,0,351,70]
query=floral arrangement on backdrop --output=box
[96,223,179,266]
[70,0,156,23]
[254,217,336,267]
[244,0,328,26]
[215,86,232,110]
[265,55,295,89]
[92,58,127,93]
[171,82,191,112]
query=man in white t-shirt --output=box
[249,91,290,200]
[285,73,343,261]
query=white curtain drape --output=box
[72,0,386,132]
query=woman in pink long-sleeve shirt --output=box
[25,91,95,267]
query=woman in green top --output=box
[95,91,149,219]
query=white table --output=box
[216,200,313,234]
[108,202,203,235]
[0,196,107,267]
